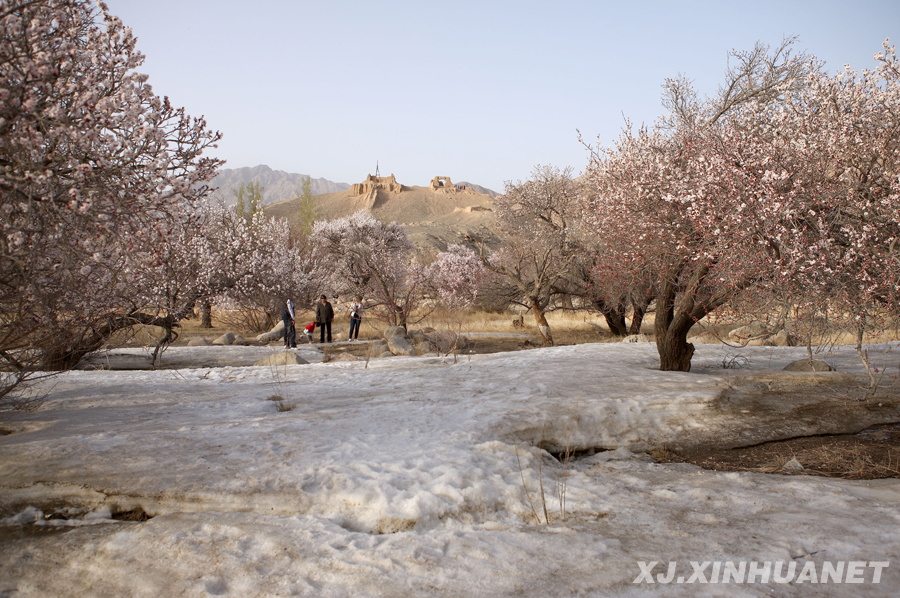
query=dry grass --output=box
[652,423,900,480]
[267,395,295,412]
[107,305,900,352]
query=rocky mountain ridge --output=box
[210,165,351,205]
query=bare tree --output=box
[480,166,582,345]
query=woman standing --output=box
[348,296,363,341]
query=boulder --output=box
[622,334,652,343]
[414,341,437,356]
[383,326,407,340]
[430,330,465,352]
[408,329,429,345]
[187,337,212,346]
[783,359,834,372]
[386,334,416,356]
[728,322,769,343]
[212,332,235,346]
[254,352,309,367]
[378,350,395,358]
[767,330,794,347]
[257,321,285,343]
[688,332,721,345]
[382,326,416,356]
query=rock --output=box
[781,457,804,472]
[257,321,285,343]
[254,352,309,367]
[377,350,394,358]
[408,329,429,345]
[688,332,721,344]
[386,334,416,356]
[383,326,407,340]
[767,330,794,347]
[783,359,834,372]
[622,334,652,343]
[728,322,769,342]
[382,326,416,356]
[414,341,437,356]
[212,332,235,346]
[187,337,212,346]
[430,330,465,353]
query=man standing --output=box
[315,294,334,343]
[282,298,297,348]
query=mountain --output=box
[210,165,351,205]
[457,181,499,198]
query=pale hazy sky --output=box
[103,0,897,192]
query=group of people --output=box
[281,295,364,348]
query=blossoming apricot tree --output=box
[585,40,900,374]
[0,0,222,400]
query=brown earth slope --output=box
[265,185,498,253]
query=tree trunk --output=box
[531,299,554,346]
[629,304,646,336]
[199,300,213,328]
[603,312,628,336]
[593,299,627,336]
[42,313,177,371]
[654,266,695,372]
[655,329,695,372]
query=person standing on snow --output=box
[315,294,334,343]
[282,298,297,348]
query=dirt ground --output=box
[651,423,900,480]
[650,371,900,480]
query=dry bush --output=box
[267,395,295,412]
[215,302,277,334]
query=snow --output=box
[1,342,898,596]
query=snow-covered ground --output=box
[1,342,898,597]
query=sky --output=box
[101,0,899,191]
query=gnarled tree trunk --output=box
[531,298,554,346]
[199,300,213,328]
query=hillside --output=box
[210,165,350,205]
[266,184,499,253]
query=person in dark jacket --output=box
[281,298,296,348]
[315,294,334,343]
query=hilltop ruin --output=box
[430,176,470,193]
[350,174,402,196]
